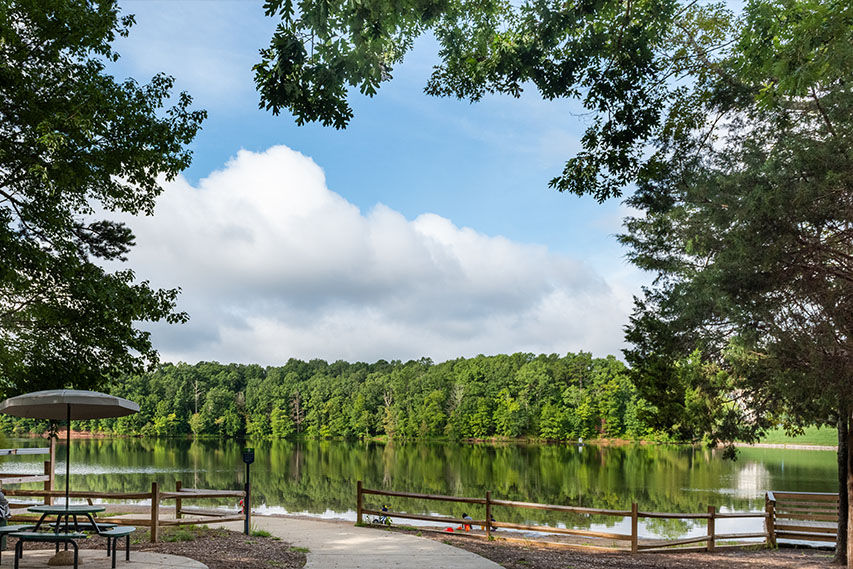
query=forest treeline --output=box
[1,354,667,441]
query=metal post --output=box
[45,432,56,505]
[244,462,251,535]
[64,404,70,534]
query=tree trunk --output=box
[847,411,852,568]
[837,407,848,564]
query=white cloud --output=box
[120,146,630,364]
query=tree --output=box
[0,0,205,395]
[271,407,295,438]
[619,0,852,561]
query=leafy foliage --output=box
[0,0,205,395]
[255,0,680,201]
[5,354,678,442]
[621,0,852,441]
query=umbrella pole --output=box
[65,403,70,533]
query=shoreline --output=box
[8,431,840,450]
[736,442,837,451]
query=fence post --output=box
[151,481,160,543]
[44,436,55,505]
[485,491,492,539]
[43,460,52,506]
[175,481,182,519]
[707,506,716,551]
[631,502,639,553]
[356,481,363,525]
[765,492,776,547]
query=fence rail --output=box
[3,481,245,543]
[765,490,838,546]
[357,482,801,553]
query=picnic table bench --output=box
[0,525,34,563]
[10,531,86,569]
[100,526,136,569]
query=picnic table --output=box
[28,504,107,532]
[13,505,135,568]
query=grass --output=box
[161,527,200,543]
[135,524,213,544]
[290,546,310,554]
[757,426,838,446]
[250,527,273,538]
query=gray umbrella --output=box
[0,390,139,518]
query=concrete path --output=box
[0,549,205,568]
[213,517,503,569]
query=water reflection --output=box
[0,438,836,539]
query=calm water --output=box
[1,438,837,540]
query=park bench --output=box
[9,531,86,569]
[99,526,136,569]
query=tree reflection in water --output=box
[3,438,835,538]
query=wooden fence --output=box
[3,482,245,543]
[765,491,838,546]
[357,482,832,553]
[0,447,53,501]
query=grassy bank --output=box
[757,426,838,447]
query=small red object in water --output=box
[445,527,454,532]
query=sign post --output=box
[242,447,254,535]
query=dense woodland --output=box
[0,354,666,442]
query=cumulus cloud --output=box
[120,146,629,364]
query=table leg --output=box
[13,539,21,569]
[86,513,101,533]
[32,513,49,532]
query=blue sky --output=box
[108,0,647,365]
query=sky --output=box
[107,0,649,366]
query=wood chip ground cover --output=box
[396,527,834,569]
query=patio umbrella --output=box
[0,390,139,516]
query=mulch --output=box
[5,520,837,569]
[393,527,836,569]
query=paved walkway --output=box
[0,549,204,568]
[213,517,503,569]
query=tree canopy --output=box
[618,0,852,559]
[255,0,680,201]
[621,0,851,452]
[0,0,205,395]
[1,353,660,443]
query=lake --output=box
[1,438,838,540]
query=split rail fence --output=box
[765,491,838,545]
[357,482,839,553]
[3,482,245,543]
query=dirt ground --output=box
[6,515,836,569]
[394,527,836,569]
